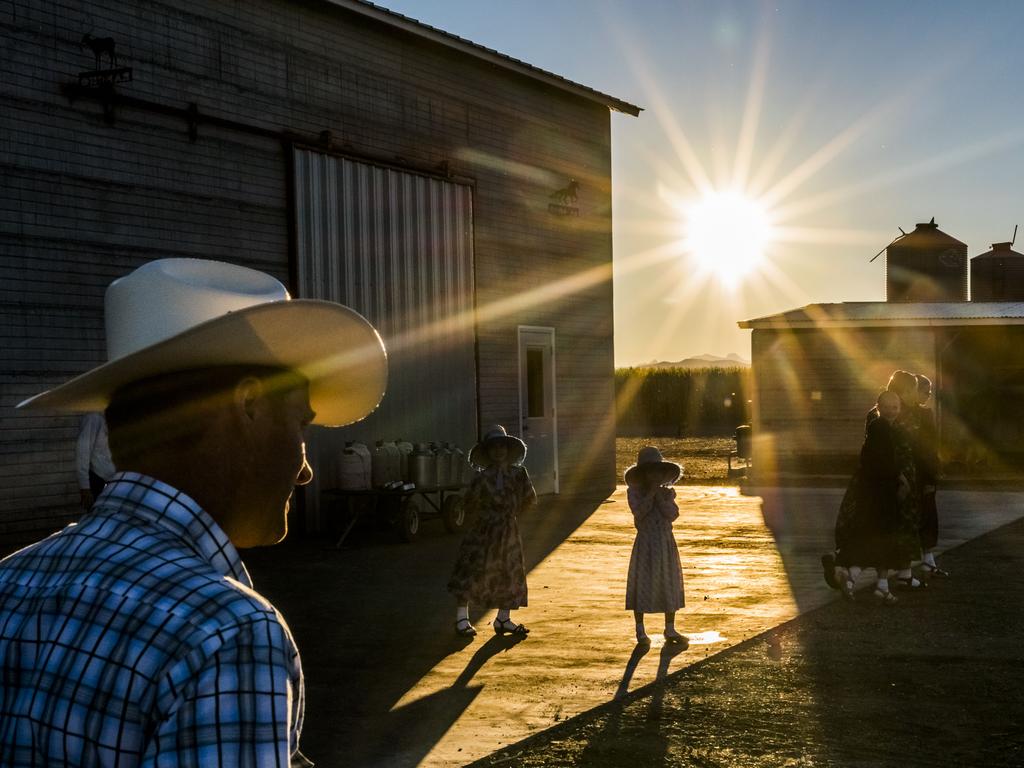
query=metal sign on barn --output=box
[548,178,580,216]
[77,33,132,86]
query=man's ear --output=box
[234,376,266,422]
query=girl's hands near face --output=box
[653,485,675,501]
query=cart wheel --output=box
[397,497,421,543]
[442,494,466,533]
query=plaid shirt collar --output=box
[93,471,252,588]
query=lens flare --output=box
[682,190,774,288]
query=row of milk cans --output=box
[336,440,471,491]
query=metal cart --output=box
[322,483,467,547]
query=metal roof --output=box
[888,219,966,250]
[324,0,643,116]
[738,302,1024,329]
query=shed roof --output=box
[325,0,642,116]
[738,302,1024,329]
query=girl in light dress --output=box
[624,446,686,645]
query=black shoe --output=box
[664,630,688,647]
[454,618,477,637]
[921,562,950,578]
[873,588,898,605]
[893,576,925,590]
[493,618,529,636]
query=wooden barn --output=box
[0,0,640,545]
[739,303,1024,479]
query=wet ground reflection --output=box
[684,629,726,645]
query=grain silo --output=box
[971,241,1024,301]
[886,218,968,302]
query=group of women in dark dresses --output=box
[822,370,949,604]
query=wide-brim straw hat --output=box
[468,424,527,469]
[624,445,682,486]
[17,258,388,427]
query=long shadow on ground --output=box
[468,516,1024,767]
[244,491,607,768]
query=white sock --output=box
[496,608,511,622]
[848,566,862,583]
[923,551,936,567]
[456,605,469,622]
[876,577,889,592]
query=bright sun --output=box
[683,190,774,287]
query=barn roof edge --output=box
[324,0,643,116]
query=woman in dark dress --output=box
[858,370,926,589]
[448,425,537,638]
[832,390,915,603]
[887,370,926,589]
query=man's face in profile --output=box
[238,378,315,548]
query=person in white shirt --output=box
[76,411,117,510]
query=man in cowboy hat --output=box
[0,258,387,767]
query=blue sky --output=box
[376,1,1024,365]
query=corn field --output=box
[615,366,751,437]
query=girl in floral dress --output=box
[448,425,537,638]
[624,446,686,645]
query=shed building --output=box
[0,0,640,545]
[739,302,1024,480]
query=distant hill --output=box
[626,353,750,370]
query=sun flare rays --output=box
[603,5,1024,319]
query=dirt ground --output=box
[471,516,1024,767]
[616,437,740,484]
[244,484,1024,767]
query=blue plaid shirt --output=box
[0,473,306,767]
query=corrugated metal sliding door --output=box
[292,148,477,528]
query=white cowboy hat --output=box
[17,258,387,427]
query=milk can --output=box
[395,439,414,482]
[338,447,370,490]
[410,443,437,489]
[448,444,465,486]
[343,441,372,489]
[434,442,452,487]
[372,440,393,487]
[383,440,402,484]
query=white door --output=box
[518,326,558,494]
